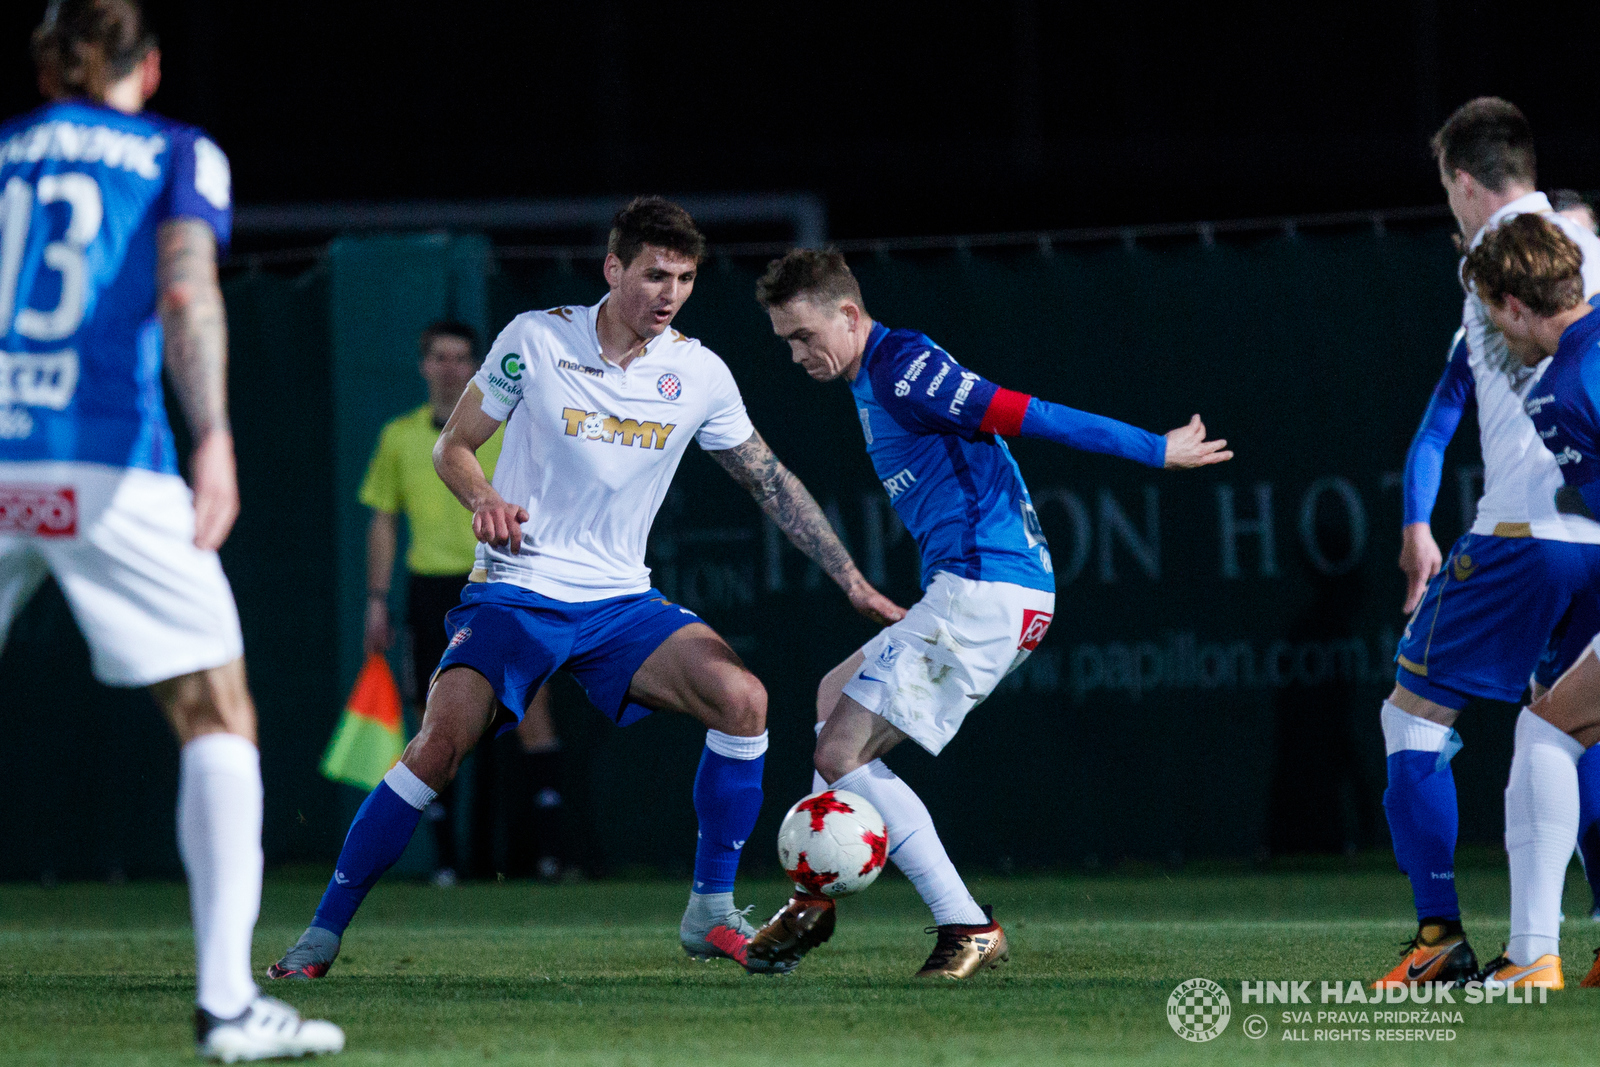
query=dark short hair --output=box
[419,320,479,358]
[32,0,157,97]
[1461,213,1584,317]
[1550,189,1591,214]
[754,248,867,313]
[1431,97,1536,193]
[607,197,706,268]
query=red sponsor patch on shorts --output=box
[1018,609,1053,651]
[0,484,76,537]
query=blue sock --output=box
[1578,745,1600,912]
[691,731,767,894]
[311,780,425,935]
[1383,749,1460,922]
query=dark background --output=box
[0,1,1584,880]
[3,2,1599,241]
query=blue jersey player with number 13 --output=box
[0,1,342,1059]
[743,250,1232,978]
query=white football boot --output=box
[196,994,345,1061]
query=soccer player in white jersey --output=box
[270,198,902,979]
[0,1,342,1059]
[743,251,1230,977]
[1376,97,1600,988]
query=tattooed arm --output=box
[158,218,236,550]
[709,430,905,625]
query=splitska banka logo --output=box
[560,408,676,450]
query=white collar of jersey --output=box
[1471,191,1553,249]
[586,294,674,370]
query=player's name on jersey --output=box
[0,120,165,179]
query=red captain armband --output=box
[978,387,1032,436]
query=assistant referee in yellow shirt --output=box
[358,321,562,884]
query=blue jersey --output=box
[1524,304,1600,516]
[0,100,231,474]
[851,323,1055,593]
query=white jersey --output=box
[1463,192,1600,543]
[469,297,755,601]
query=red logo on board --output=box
[0,484,77,537]
[1018,609,1053,651]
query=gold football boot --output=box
[1580,947,1600,988]
[914,905,1008,980]
[744,893,836,974]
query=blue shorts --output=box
[434,582,702,728]
[1396,533,1600,707]
[1534,591,1600,690]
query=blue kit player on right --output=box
[742,249,1231,978]
[1462,212,1600,989]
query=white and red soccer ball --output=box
[776,789,888,898]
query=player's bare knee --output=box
[153,659,257,744]
[402,730,466,792]
[713,670,767,736]
[812,740,854,785]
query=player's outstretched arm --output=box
[1161,414,1233,469]
[158,219,236,551]
[433,383,526,550]
[709,430,906,625]
[1397,337,1471,613]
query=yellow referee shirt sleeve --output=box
[358,420,404,515]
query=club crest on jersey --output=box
[656,373,682,401]
[0,484,76,537]
[875,641,902,671]
[560,407,676,450]
[1018,609,1052,652]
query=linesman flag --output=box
[320,653,406,790]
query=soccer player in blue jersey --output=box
[1376,98,1600,988]
[1459,213,1600,989]
[0,2,343,1059]
[744,250,1231,977]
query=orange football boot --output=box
[1373,920,1477,988]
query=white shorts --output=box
[0,461,244,687]
[840,572,1055,755]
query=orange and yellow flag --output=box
[319,653,406,791]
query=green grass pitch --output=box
[2,858,1596,1065]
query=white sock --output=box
[812,722,826,794]
[1505,709,1583,965]
[1380,700,1455,756]
[177,733,263,1017]
[831,760,985,925]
